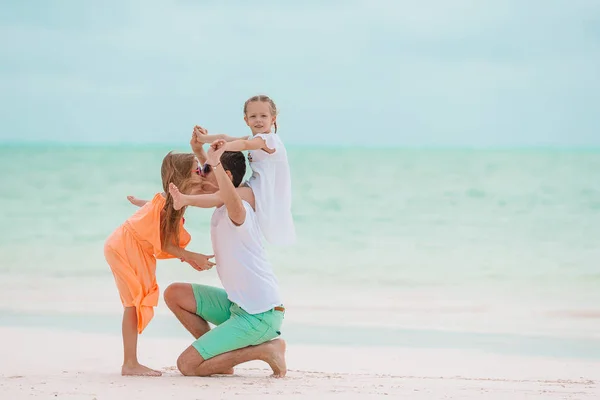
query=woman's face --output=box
[197,161,220,194]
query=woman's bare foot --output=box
[264,339,287,378]
[126,196,148,207]
[168,183,186,210]
[121,362,162,376]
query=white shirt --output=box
[248,133,296,246]
[210,200,282,314]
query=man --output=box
[165,138,286,377]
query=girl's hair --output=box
[243,95,279,133]
[160,152,196,248]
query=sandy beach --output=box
[1,326,598,399]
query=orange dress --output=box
[104,193,191,333]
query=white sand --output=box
[0,327,598,399]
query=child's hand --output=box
[184,252,216,271]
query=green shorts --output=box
[190,284,284,360]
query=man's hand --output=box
[207,139,227,166]
[183,252,216,271]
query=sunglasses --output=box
[195,162,212,177]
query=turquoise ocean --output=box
[1,145,599,359]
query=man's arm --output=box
[206,139,250,225]
[212,163,246,225]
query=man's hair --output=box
[220,151,246,187]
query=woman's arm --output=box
[162,243,216,271]
[127,196,149,207]
[190,128,208,164]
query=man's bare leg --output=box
[163,283,233,374]
[164,283,211,338]
[177,339,287,378]
[121,307,162,376]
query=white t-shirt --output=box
[248,133,296,246]
[210,200,282,314]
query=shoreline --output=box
[2,308,600,361]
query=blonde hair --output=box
[160,152,196,248]
[243,95,279,133]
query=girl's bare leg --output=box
[121,306,162,376]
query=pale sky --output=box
[1,0,599,147]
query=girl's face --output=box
[244,101,276,135]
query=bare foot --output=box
[217,368,234,375]
[121,363,162,377]
[168,183,185,210]
[127,196,148,207]
[264,339,287,378]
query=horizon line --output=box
[0,141,599,151]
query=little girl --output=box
[174,95,296,246]
[104,151,215,376]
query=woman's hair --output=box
[160,152,196,248]
[243,94,279,133]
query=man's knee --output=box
[177,354,195,376]
[177,346,205,376]
[163,282,187,309]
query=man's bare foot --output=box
[217,368,234,375]
[121,362,162,376]
[263,339,287,378]
[168,183,186,210]
[127,196,148,207]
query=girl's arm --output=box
[194,125,248,145]
[224,137,269,152]
[197,133,249,144]
[192,126,247,160]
